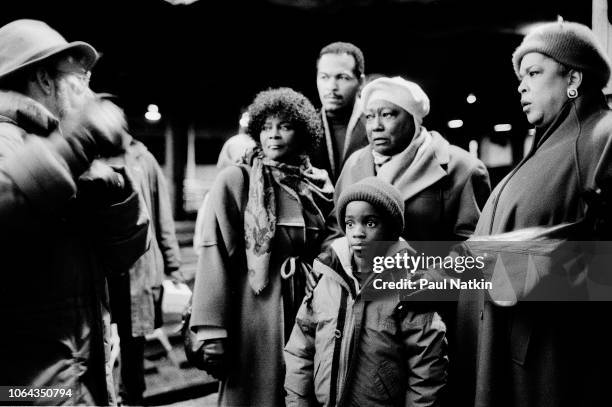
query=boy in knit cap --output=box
[284,177,447,407]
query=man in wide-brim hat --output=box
[0,19,149,406]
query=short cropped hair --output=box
[246,87,323,154]
[318,42,365,78]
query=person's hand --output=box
[199,338,227,380]
[168,270,186,285]
[109,323,120,368]
[61,98,127,161]
[77,160,126,206]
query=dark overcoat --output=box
[0,92,149,405]
[190,164,330,407]
[456,93,612,407]
[107,139,181,336]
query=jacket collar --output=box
[533,92,608,152]
[318,237,412,298]
[326,237,360,297]
[0,90,58,135]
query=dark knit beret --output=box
[512,20,612,89]
[337,177,404,237]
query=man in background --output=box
[107,131,182,406]
[312,41,368,183]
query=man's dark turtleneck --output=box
[326,107,352,166]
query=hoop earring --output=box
[567,88,578,99]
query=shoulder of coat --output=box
[589,109,612,142]
[217,164,248,183]
[213,165,251,198]
[447,143,486,174]
[0,122,27,158]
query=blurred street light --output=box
[239,112,250,128]
[145,104,161,122]
[448,119,464,129]
[164,0,200,5]
[494,123,512,132]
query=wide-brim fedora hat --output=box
[0,19,98,81]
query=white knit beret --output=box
[360,76,430,125]
[512,20,611,89]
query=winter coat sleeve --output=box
[85,165,151,271]
[401,310,448,407]
[190,166,248,331]
[284,297,317,407]
[148,152,181,275]
[193,193,210,251]
[0,131,83,229]
[453,159,491,239]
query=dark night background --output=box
[0,0,595,213]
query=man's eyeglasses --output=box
[55,69,91,86]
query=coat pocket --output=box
[373,360,402,401]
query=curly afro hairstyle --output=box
[246,87,323,155]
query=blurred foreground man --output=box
[0,19,149,405]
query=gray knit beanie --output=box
[512,20,611,89]
[337,177,404,237]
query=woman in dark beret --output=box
[456,19,612,407]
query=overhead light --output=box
[494,124,512,132]
[164,0,200,4]
[467,94,477,104]
[239,112,250,128]
[469,140,479,157]
[145,104,161,122]
[448,119,463,129]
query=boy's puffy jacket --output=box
[284,237,448,407]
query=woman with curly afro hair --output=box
[190,87,334,406]
[246,87,323,158]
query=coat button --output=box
[334,329,342,338]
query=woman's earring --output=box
[567,88,578,99]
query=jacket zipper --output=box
[336,299,354,404]
[329,288,348,407]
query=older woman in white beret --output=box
[331,76,490,249]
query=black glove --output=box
[77,161,127,207]
[182,306,206,370]
[199,338,227,380]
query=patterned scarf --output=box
[242,147,334,294]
